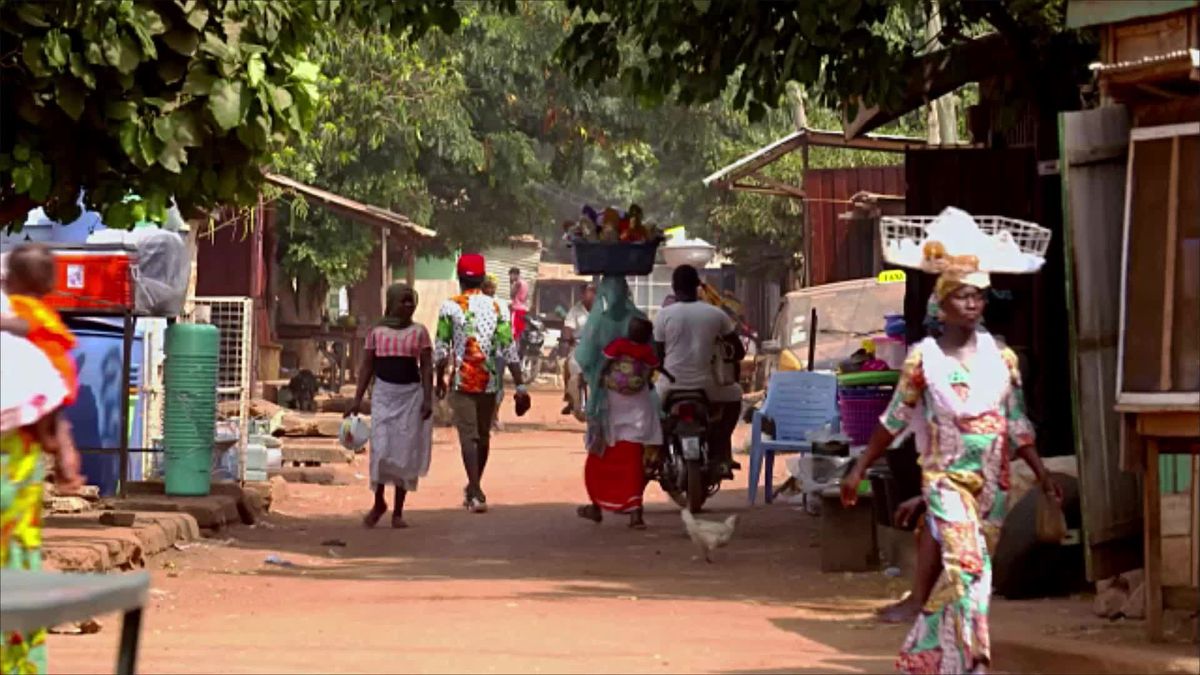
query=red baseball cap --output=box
[457,253,486,278]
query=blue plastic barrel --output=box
[63,319,144,497]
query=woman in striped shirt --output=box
[349,283,434,529]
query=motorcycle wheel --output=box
[685,459,707,512]
[521,355,538,384]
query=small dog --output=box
[288,369,319,412]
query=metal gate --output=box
[193,296,253,482]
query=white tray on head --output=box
[880,214,1051,274]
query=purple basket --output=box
[838,386,894,445]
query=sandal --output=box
[363,505,386,529]
[391,514,409,529]
[576,504,602,523]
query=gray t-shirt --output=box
[653,300,741,402]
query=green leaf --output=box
[22,38,49,77]
[162,27,200,56]
[158,140,187,173]
[13,145,31,162]
[103,33,142,74]
[15,3,50,28]
[118,121,139,159]
[55,78,87,120]
[106,100,138,119]
[43,29,71,69]
[69,53,97,89]
[267,84,293,114]
[186,5,211,30]
[153,116,176,142]
[12,166,32,193]
[172,109,202,146]
[208,78,247,130]
[134,6,167,35]
[84,42,105,66]
[289,60,319,83]
[182,66,215,96]
[200,33,234,61]
[138,126,160,166]
[157,58,187,84]
[247,53,266,87]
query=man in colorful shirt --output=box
[435,254,529,513]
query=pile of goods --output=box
[565,203,665,276]
[563,203,663,244]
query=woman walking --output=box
[841,263,1060,675]
[349,283,434,529]
[574,276,662,528]
[1,329,83,674]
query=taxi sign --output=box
[877,269,907,284]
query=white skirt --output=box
[605,388,663,446]
[369,379,433,491]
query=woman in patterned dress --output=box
[842,267,1061,675]
[349,283,434,529]
[1,329,79,674]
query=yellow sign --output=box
[877,269,907,284]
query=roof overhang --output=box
[1066,0,1198,29]
[843,32,1015,139]
[703,127,929,197]
[264,173,435,240]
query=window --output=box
[1119,123,1200,403]
[628,265,674,319]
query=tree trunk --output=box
[276,274,328,373]
[925,2,959,146]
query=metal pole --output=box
[118,311,134,498]
[807,308,818,371]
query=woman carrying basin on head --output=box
[841,256,1061,675]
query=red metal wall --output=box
[803,165,905,286]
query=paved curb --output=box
[42,511,201,572]
[993,634,1200,675]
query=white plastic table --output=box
[0,570,149,674]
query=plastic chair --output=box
[748,371,838,505]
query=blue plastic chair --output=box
[748,371,839,505]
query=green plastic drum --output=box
[163,323,220,496]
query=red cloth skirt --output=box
[511,309,527,340]
[585,441,645,513]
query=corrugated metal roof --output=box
[264,173,435,239]
[703,127,929,193]
[1090,48,1200,73]
[1066,0,1197,29]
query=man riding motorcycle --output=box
[653,265,745,480]
[561,282,596,417]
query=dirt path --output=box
[49,393,910,674]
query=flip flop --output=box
[363,506,386,529]
[391,514,408,529]
[576,505,602,523]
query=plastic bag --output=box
[1035,488,1067,544]
[339,415,370,452]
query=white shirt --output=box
[653,300,741,402]
[564,302,590,333]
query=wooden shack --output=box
[1066,0,1200,642]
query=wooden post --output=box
[1159,137,1180,391]
[802,139,812,288]
[405,247,416,286]
[1144,435,1164,642]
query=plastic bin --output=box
[64,320,145,497]
[837,386,893,445]
[571,239,660,276]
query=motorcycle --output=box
[655,374,725,512]
[520,314,546,384]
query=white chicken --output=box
[680,508,738,563]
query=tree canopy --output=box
[0,0,468,228]
[557,0,1084,120]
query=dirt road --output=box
[49,393,910,674]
